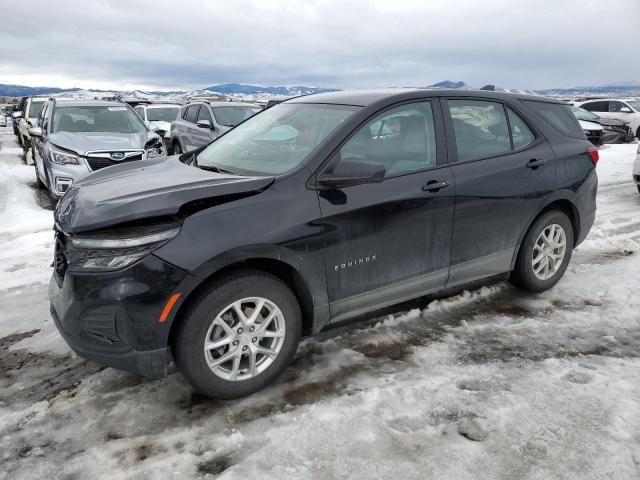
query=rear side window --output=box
[581,101,607,112]
[507,108,535,149]
[448,100,511,161]
[523,100,584,138]
[185,105,200,123]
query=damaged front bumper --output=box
[48,253,199,378]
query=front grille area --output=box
[86,152,143,171]
[53,232,68,286]
[585,130,604,146]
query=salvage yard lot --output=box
[0,125,639,479]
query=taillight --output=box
[587,146,599,166]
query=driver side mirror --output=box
[29,127,43,138]
[620,107,632,113]
[196,119,214,130]
[317,159,386,189]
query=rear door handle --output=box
[526,158,546,169]
[422,180,449,193]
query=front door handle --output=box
[422,180,449,193]
[526,158,546,169]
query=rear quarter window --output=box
[523,100,585,139]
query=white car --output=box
[133,103,180,148]
[633,144,640,194]
[18,97,47,164]
[576,98,640,140]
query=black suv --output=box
[49,89,598,399]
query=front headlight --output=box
[68,223,180,271]
[145,139,165,159]
[50,149,80,165]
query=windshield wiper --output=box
[192,152,237,175]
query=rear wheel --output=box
[510,210,574,292]
[173,141,182,155]
[173,270,302,399]
[636,184,640,194]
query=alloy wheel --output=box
[203,297,286,381]
[532,223,567,280]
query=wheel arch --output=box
[168,257,316,349]
[510,198,580,270]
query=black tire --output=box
[510,210,574,293]
[173,141,182,155]
[173,270,302,399]
[34,163,45,189]
[636,184,640,194]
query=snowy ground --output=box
[1,125,639,480]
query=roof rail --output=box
[186,98,210,104]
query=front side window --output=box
[507,108,535,149]
[51,106,148,134]
[197,106,213,123]
[211,106,262,127]
[196,103,358,175]
[134,107,146,120]
[146,107,180,122]
[185,105,200,123]
[336,102,437,177]
[448,100,510,161]
[27,101,45,119]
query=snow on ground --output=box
[0,129,639,479]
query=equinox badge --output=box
[334,255,377,271]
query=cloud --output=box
[0,0,638,90]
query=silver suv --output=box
[30,98,165,198]
[170,100,261,154]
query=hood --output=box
[149,120,172,133]
[578,120,603,131]
[55,155,275,234]
[48,131,161,155]
[589,117,628,128]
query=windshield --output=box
[197,103,359,175]
[211,106,263,127]
[626,101,640,111]
[146,106,180,122]
[571,106,598,121]
[52,106,147,134]
[28,101,45,119]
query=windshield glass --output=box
[28,101,45,119]
[197,103,359,175]
[571,106,598,121]
[211,106,263,127]
[146,106,180,122]
[52,106,147,134]
[626,101,640,111]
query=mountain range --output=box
[0,80,638,100]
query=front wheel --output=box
[173,270,301,399]
[510,210,574,292]
[172,141,182,155]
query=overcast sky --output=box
[1,0,638,91]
